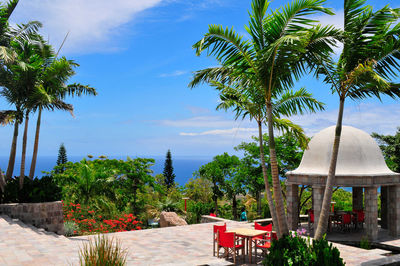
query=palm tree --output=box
[191,71,323,236]
[313,0,400,239]
[191,0,338,236]
[0,2,42,182]
[28,55,97,179]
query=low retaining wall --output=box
[0,201,64,235]
[201,215,232,223]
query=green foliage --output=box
[0,175,61,203]
[79,235,127,266]
[264,235,344,266]
[184,177,213,203]
[163,149,175,189]
[372,129,400,173]
[311,237,344,266]
[157,197,181,213]
[264,234,311,266]
[51,157,155,216]
[360,236,371,250]
[186,201,214,224]
[64,221,78,237]
[56,143,68,172]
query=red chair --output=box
[254,231,274,258]
[334,213,352,231]
[217,231,244,264]
[353,210,365,229]
[213,223,226,256]
[308,210,314,230]
[252,222,272,244]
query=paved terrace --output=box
[0,214,399,265]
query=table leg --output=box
[249,238,252,264]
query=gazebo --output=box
[286,126,400,241]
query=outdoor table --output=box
[226,228,270,263]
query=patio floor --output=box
[1,214,399,265]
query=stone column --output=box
[365,186,378,241]
[287,184,299,231]
[352,187,363,211]
[381,186,388,229]
[388,185,400,237]
[313,186,324,229]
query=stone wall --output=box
[0,201,64,235]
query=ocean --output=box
[0,155,211,186]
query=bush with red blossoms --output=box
[62,201,142,235]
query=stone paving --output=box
[1,214,399,265]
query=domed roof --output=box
[289,125,394,176]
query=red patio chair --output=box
[334,213,352,231]
[254,231,273,258]
[252,222,272,245]
[213,223,226,256]
[353,210,365,229]
[308,210,314,230]
[217,231,244,264]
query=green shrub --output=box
[0,176,61,203]
[264,234,311,266]
[186,201,214,224]
[360,236,371,250]
[311,237,345,266]
[264,235,344,266]
[79,235,127,266]
[64,221,78,237]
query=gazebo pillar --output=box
[388,185,400,237]
[352,187,363,210]
[365,186,378,241]
[381,186,388,229]
[287,184,299,231]
[313,186,324,228]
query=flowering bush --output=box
[62,201,142,235]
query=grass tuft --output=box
[79,234,127,266]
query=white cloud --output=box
[289,103,400,137]
[156,115,251,128]
[159,70,187,77]
[180,127,258,136]
[10,0,163,54]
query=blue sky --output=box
[1,0,399,158]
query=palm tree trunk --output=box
[266,103,289,236]
[29,107,42,179]
[257,191,261,216]
[19,111,29,190]
[6,121,19,181]
[257,119,281,237]
[314,98,345,240]
[232,194,237,220]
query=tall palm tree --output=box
[313,0,400,239]
[190,69,324,236]
[28,56,97,179]
[192,0,339,236]
[0,2,41,182]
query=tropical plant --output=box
[264,234,344,266]
[214,153,242,219]
[195,160,224,215]
[314,0,400,239]
[191,0,339,236]
[79,235,127,266]
[28,53,97,179]
[372,128,400,173]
